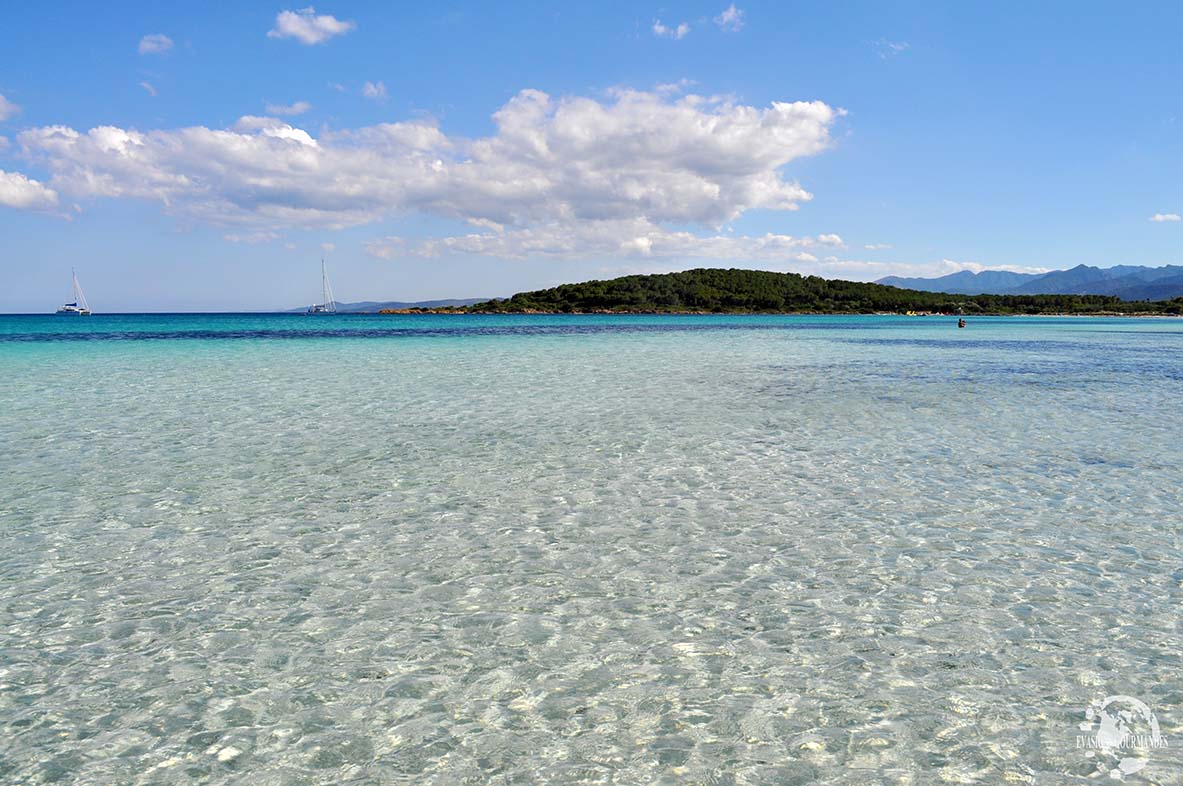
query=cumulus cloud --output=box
[714,4,745,32]
[268,7,355,45]
[265,100,313,116]
[17,88,841,256]
[864,243,891,250]
[0,170,59,210]
[138,33,174,55]
[652,19,690,39]
[1150,212,1181,222]
[362,81,388,101]
[231,115,319,145]
[0,94,19,121]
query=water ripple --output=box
[1,315,1181,784]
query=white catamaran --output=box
[307,260,337,314]
[56,269,92,315]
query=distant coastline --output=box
[373,308,1179,317]
[368,268,1183,317]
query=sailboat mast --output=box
[77,270,89,311]
[320,258,336,312]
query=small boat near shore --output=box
[307,260,337,314]
[56,269,91,315]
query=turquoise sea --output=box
[1,313,1181,784]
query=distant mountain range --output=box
[285,298,485,313]
[877,264,1183,301]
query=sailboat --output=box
[306,259,337,314]
[56,269,92,315]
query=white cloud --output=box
[265,100,313,116]
[139,81,158,97]
[321,241,335,253]
[652,19,690,39]
[864,243,891,250]
[0,170,59,210]
[0,94,20,122]
[1150,212,1181,222]
[231,115,319,146]
[362,81,388,101]
[597,255,969,283]
[224,230,279,244]
[714,4,745,32]
[366,221,844,263]
[655,79,696,95]
[876,39,909,59]
[364,237,404,259]
[814,257,900,278]
[138,33,174,55]
[938,259,1050,275]
[268,7,355,45]
[797,256,1050,282]
[17,89,841,256]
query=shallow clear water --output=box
[1,314,1181,785]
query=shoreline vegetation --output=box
[377,268,1183,316]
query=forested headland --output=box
[459,268,1183,315]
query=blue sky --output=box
[1,1,1181,311]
